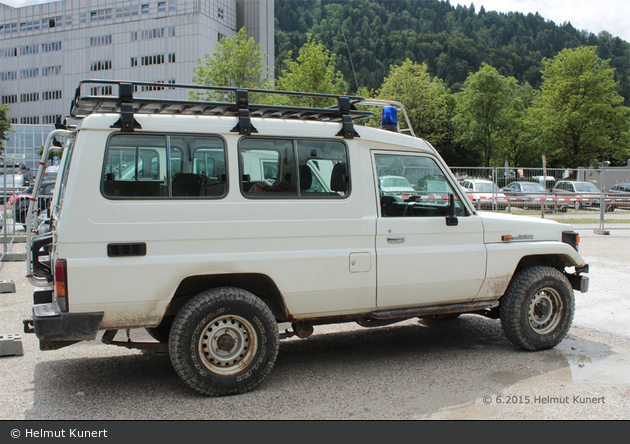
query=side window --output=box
[375,154,467,218]
[104,134,168,197]
[297,140,348,197]
[170,136,226,197]
[240,138,349,198]
[103,134,226,198]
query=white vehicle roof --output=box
[69,79,439,156]
[77,113,435,155]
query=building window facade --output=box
[90,60,112,71]
[42,65,62,76]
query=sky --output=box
[2,0,629,42]
[455,0,630,42]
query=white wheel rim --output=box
[198,315,258,375]
[528,288,563,335]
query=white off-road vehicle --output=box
[23,80,589,396]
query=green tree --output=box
[275,34,347,107]
[453,64,520,167]
[190,27,271,101]
[0,104,12,153]
[377,60,457,159]
[496,82,540,167]
[527,46,630,168]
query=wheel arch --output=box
[159,273,289,329]
[513,253,579,275]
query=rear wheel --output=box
[169,287,279,396]
[500,266,574,351]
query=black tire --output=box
[169,287,279,396]
[574,201,581,210]
[500,266,574,351]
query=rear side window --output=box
[102,134,226,198]
[239,138,349,198]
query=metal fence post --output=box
[595,168,610,235]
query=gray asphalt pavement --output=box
[0,229,628,420]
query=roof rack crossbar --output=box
[70,80,386,137]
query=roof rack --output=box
[70,80,377,139]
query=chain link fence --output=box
[451,166,630,232]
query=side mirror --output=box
[445,193,458,226]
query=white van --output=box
[24,81,589,396]
[532,175,556,191]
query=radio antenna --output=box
[341,27,359,92]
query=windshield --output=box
[574,182,599,193]
[382,176,413,188]
[475,182,499,192]
[522,183,546,192]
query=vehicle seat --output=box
[299,165,312,193]
[381,195,404,217]
[330,163,348,194]
[172,173,203,196]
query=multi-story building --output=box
[0,0,274,169]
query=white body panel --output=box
[48,113,587,329]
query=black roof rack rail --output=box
[70,80,375,139]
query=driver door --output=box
[373,152,487,310]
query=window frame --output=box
[101,132,228,200]
[238,136,351,200]
[373,151,470,218]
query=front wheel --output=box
[500,266,574,351]
[169,287,279,396]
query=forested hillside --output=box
[275,0,630,105]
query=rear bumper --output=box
[25,298,103,342]
[33,310,104,341]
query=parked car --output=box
[12,181,56,229]
[460,178,508,209]
[502,181,560,211]
[0,161,34,198]
[0,161,33,181]
[43,165,60,182]
[552,181,601,210]
[7,184,34,206]
[0,173,27,188]
[379,175,417,196]
[607,183,630,210]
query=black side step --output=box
[369,301,499,320]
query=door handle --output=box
[387,237,405,243]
